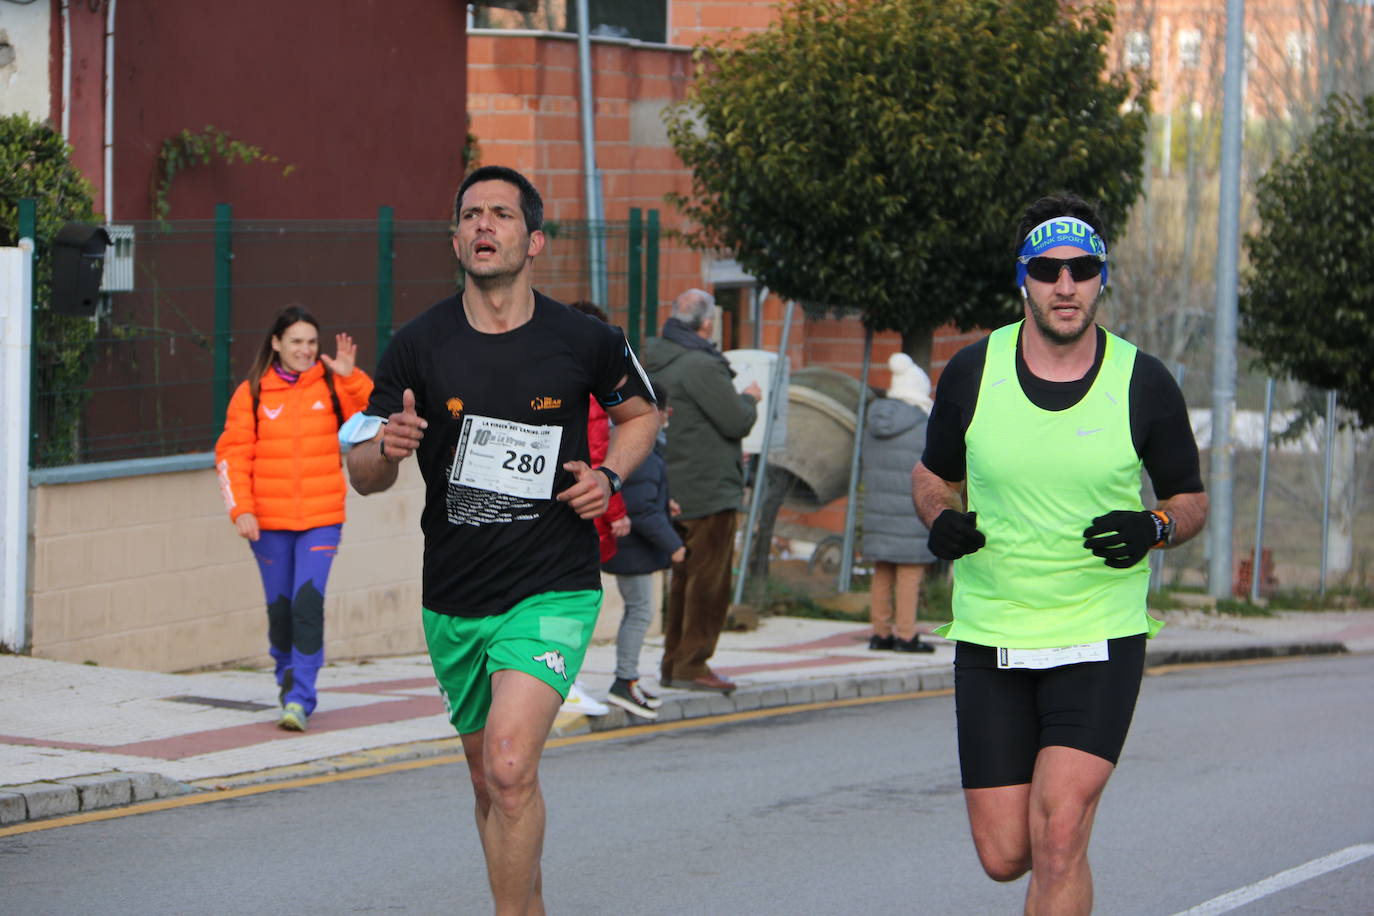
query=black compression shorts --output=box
[953,635,1147,789]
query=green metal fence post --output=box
[213,203,233,423]
[376,205,395,355]
[627,208,643,350]
[645,209,660,340]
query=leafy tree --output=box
[1241,93,1374,430]
[665,0,1149,357]
[0,113,100,467]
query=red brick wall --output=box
[66,1,471,221]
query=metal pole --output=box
[733,300,795,607]
[1249,377,1275,602]
[18,199,36,467]
[0,240,34,652]
[1319,389,1336,596]
[627,207,642,349]
[376,205,394,356]
[576,0,607,304]
[838,325,873,591]
[213,203,233,424]
[752,286,771,351]
[1207,0,1245,599]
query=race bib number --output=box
[997,641,1109,670]
[450,415,563,500]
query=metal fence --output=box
[30,209,661,469]
[733,310,1373,620]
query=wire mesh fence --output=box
[31,212,661,469]
[729,311,1373,625]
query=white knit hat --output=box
[886,352,933,412]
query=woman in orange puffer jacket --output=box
[215,305,373,732]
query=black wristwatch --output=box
[1150,510,1175,547]
[595,466,623,495]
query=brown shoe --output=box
[666,673,736,694]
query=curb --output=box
[0,772,189,827]
[550,667,957,738]
[1144,642,1348,667]
[1,642,1353,828]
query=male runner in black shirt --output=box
[349,166,657,914]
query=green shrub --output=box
[0,113,99,467]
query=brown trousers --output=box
[660,509,737,681]
[870,561,928,642]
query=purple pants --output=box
[249,525,341,715]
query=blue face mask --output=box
[1015,217,1108,290]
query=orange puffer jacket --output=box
[215,363,373,530]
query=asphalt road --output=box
[2,654,1371,915]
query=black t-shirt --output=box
[365,291,642,616]
[921,325,1204,500]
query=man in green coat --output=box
[640,288,761,693]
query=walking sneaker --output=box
[561,681,610,716]
[606,678,659,720]
[279,702,308,732]
[636,682,663,710]
[277,668,294,707]
[893,635,935,653]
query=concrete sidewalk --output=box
[2,608,1371,827]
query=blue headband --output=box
[1015,216,1108,289]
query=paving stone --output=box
[880,675,907,695]
[834,679,860,700]
[654,701,685,722]
[784,685,815,705]
[732,690,762,711]
[809,682,838,702]
[137,772,191,800]
[706,695,735,715]
[759,687,789,708]
[62,773,134,811]
[0,790,26,825]
[921,670,954,691]
[10,782,79,820]
[679,696,715,719]
[857,677,885,697]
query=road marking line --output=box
[0,687,952,837]
[1172,843,1374,915]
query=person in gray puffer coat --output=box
[861,352,937,653]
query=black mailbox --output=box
[51,223,111,317]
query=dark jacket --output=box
[860,397,935,565]
[640,329,758,519]
[601,440,683,576]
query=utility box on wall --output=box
[100,224,136,293]
[51,223,110,317]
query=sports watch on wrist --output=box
[1150,509,1175,547]
[595,466,623,495]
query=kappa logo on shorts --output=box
[532,649,569,681]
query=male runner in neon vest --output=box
[913,192,1208,915]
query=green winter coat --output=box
[640,334,759,520]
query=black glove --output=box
[1082,510,1162,569]
[929,510,985,560]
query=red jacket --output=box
[216,363,373,530]
[588,396,627,562]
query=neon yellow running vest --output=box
[936,322,1163,648]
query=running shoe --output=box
[606,678,659,720]
[560,681,609,716]
[279,702,308,732]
